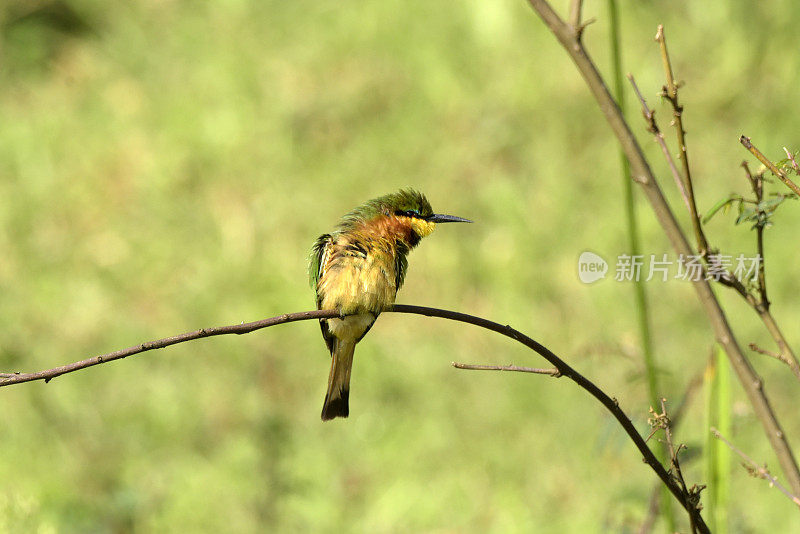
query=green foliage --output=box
[703,189,796,229]
[704,154,800,228]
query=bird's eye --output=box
[395,209,421,218]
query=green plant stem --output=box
[607,1,673,529]
[715,346,732,533]
[702,353,718,532]
[703,346,731,533]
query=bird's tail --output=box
[321,338,356,421]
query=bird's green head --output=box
[349,188,472,240]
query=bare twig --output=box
[740,136,800,196]
[569,0,583,31]
[629,75,754,299]
[0,303,707,526]
[749,343,800,382]
[757,312,800,379]
[628,74,692,214]
[452,362,561,376]
[749,342,783,360]
[654,26,677,97]
[711,427,800,509]
[784,147,800,174]
[525,0,800,497]
[655,25,708,256]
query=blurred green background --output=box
[2,0,800,532]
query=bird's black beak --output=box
[427,213,473,223]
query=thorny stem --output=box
[628,74,692,214]
[658,398,701,534]
[740,136,800,197]
[655,25,709,256]
[524,0,800,498]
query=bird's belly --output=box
[326,313,376,342]
[318,257,397,314]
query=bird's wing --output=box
[310,233,336,354]
[309,233,333,291]
[394,247,409,290]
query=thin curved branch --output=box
[452,362,561,376]
[0,303,706,527]
[0,309,339,386]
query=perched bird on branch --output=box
[309,189,471,420]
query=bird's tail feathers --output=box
[321,338,356,421]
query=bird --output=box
[309,189,472,420]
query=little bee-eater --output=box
[309,189,471,420]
